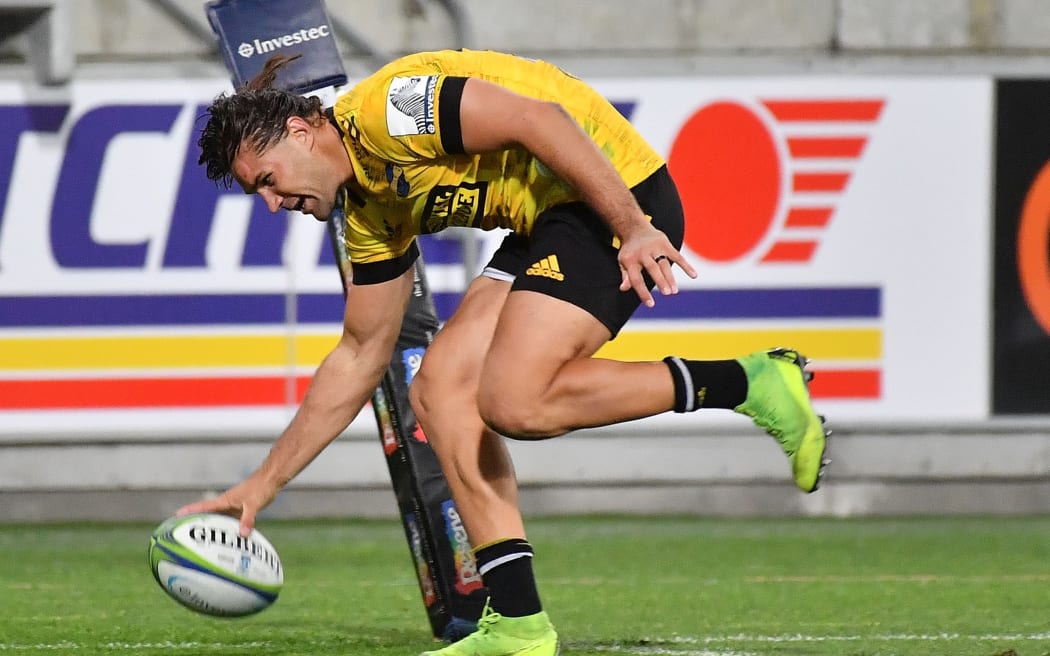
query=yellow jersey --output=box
[328,49,665,283]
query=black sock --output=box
[474,538,541,617]
[663,357,748,412]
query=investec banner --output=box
[0,76,991,436]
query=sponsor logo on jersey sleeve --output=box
[386,76,437,136]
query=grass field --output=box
[2,515,1049,656]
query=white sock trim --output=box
[667,356,696,412]
[478,551,533,576]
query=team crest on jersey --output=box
[386,76,437,136]
[385,163,410,197]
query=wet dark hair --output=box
[197,55,324,188]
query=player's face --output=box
[231,124,341,222]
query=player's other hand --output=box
[617,225,697,307]
[175,474,280,538]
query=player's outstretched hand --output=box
[175,474,280,538]
[617,224,697,307]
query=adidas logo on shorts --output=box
[525,255,565,281]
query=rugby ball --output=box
[148,512,283,617]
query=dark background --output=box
[993,79,1050,413]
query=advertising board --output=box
[0,75,993,436]
[992,79,1050,414]
[599,77,992,422]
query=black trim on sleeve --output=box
[350,241,420,285]
[438,76,468,155]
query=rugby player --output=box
[178,49,829,656]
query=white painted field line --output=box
[640,632,1050,644]
[744,573,1050,584]
[0,640,735,654]
[5,633,1050,652]
[540,573,1050,586]
[302,572,1050,590]
[567,632,1050,654]
[0,642,270,651]
[589,646,757,656]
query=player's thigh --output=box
[412,275,510,408]
[481,213,630,396]
[484,289,611,395]
[482,165,684,404]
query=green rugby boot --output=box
[735,348,830,492]
[420,602,559,656]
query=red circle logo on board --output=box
[667,98,885,264]
[1018,159,1050,336]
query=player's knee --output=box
[408,360,437,421]
[478,387,560,440]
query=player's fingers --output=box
[668,251,698,279]
[238,507,258,538]
[628,267,655,307]
[646,255,676,295]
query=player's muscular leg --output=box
[479,290,676,439]
[409,276,526,545]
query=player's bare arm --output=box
[457,77,698,306]
[177,266,416,534]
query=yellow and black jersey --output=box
[328,48,665,284]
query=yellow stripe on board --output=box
[0,327,879,371]
[596,328,881,361]
[0,334,338,370]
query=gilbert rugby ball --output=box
[148,512,283,617]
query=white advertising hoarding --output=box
[0,76,992,437]
[594,77,992,423]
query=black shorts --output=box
[484,165,684,338]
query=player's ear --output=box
[285,115,313,143]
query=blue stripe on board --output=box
[0,294,341,327]
[637,287,882,320]
[435,287,882,321]
[0,287,879,327]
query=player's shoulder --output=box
[347,50,453,94]
[329,49,556,144]
[331,52,433,117]
[339,49,542,100]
